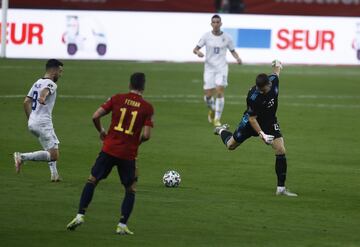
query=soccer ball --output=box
[162,170,181,187]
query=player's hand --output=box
[272,59,282,75]
[99,129,107,141]
[271,59,283,69]
[259,131,274,145]
[197,51,204,58]
[236,57,242,64]
[38,97,46,105]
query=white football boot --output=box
[276,187,298,197]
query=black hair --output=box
[130,72,145,91]
[212,14,221,21]
[46,59,63,70]
[255,73,270,88]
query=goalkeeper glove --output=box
[259,131,274,145]
[271,59,283,69]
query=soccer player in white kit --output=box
[14,59,64,182]
[193,15,242,126]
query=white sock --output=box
[118,222,127,227]
[204,96,215,111]
[277,186,285,192]
[48,161,58,176]
[215,97,224,120]
[21,151,51,162]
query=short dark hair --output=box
[130,72,145,91]
[46,59,63,70]
[255,73,270,88]
[212,14,221,21]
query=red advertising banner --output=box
[7,0,360,16]
[8,0,215,12]
[243,0,360,17]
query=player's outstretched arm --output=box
[249,116,274,145]
[92,107,109,140]
[23,97,32,119]
[193,46,204,58]
[271,59,282,76]
[230,50,242,64]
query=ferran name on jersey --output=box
[125,99,141,108]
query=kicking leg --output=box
[214,125,241,150]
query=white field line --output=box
[1,94,359,109]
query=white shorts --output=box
[203,68,228,90]
[28,122,60,150]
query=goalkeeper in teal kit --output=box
[215,60,297,197]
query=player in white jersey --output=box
[193,15,242,126]
[14,59,64,182]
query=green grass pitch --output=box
[0,59,359,247]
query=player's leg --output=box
[215,116,254,150]
[203,70,216,124]
[48,148,61,182]
[214,85,225,126]
[116,160,137,235]
[213,68,228,126]
[214,124,238,149]
[14,124,59,174]
[67,151,115,231]
[271,134,297,197]
[45,129,61,181]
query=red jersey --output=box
[100,92,154,160]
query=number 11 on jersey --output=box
[114,108,138,135]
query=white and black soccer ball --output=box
[162,170,181,187]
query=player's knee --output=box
[226,139,239,150]
[126,182,137,194]
[227,143,236,150]
[126,186,136,194]
[275,146,286,155]
[216,92,224,98]
[49,149,59,161]
[87,175,98,185]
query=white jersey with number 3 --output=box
[197,31,235,72]
[27,78,57,126]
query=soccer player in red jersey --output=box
[67,73,154,235]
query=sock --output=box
[204,96,215,111]
[277,186,285,192]
[275,154,287,187]
[220,130,232,146]
[48,161,58,176]
[21,151,50,162]
[215,97,224,120]
[119,192,135,224]
[78,182,96,215]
